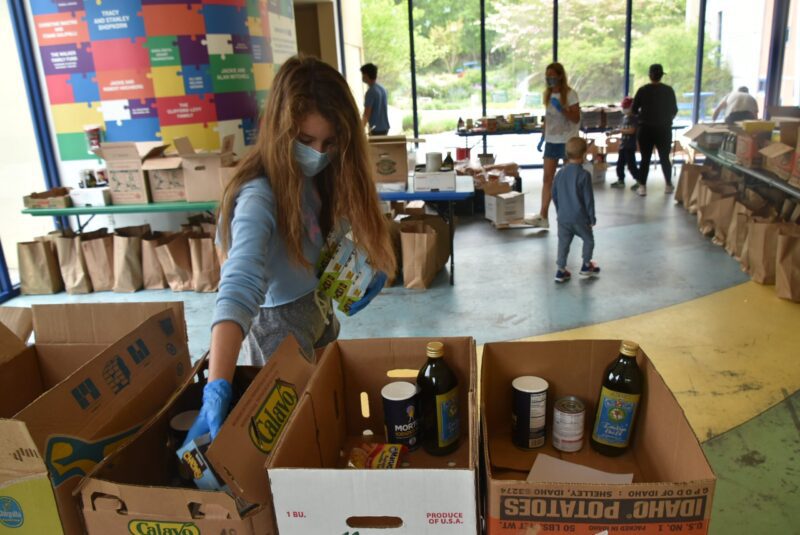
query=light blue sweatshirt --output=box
[212,175,324,335]
[552,162,596,226]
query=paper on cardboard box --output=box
[481,340,715,535]
[268,337,479,535]
[68,187,111,207]
[414,171,457,192]
[174,135,236,202]
[0,420,63,534]
[0,303,188,535]
[485,192,525,225]
[144,156,186,202]
[98,142,167,205]
[78,335,317,535]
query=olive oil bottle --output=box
[590,340,644,457]
[417,341,460,455]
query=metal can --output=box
[553,396,585,452]
[381,381,419,451]
[511,376,548,449]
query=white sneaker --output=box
[636,185,647,197]
[523,214,550,228]
[664,184,675,194]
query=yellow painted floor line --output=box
[500,282,800,441]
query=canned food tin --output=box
[511,376,548,449]
[553,396,585,452]
[381,381,420,451]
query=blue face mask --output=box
[293,141,331,177]
[546,76,560,88]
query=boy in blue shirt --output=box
[552,137,600,282]
[360,63,390,135]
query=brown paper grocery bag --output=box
[142,232,172,289]
[189,234,220,292]
[696,180,737,236]
[156,233,194,291]
[112,224,151,292]
[385,216,402,286]
[54,233,93,294]
[776,225,800,302]
[81,235,114,291]
[17,240,63,294]
[400,221,438,289]
[745,218,783,285]
[675,164,703,206]
[402,214,451,271]
[725,201,767,258]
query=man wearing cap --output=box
[631,64,678,196]
[712,86,759,123]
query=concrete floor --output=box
[5,166,799,534]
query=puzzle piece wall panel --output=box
[29,0,297,180]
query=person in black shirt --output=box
[631,64,677,197]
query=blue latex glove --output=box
[183,378,232,447]
[348,271,388,315]
[537,135,545,152]
[550,96,563,112]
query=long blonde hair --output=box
[544,62,572,108]
[218,55,396,275]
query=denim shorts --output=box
[544,142,566,160]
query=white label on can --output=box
[529,392,547,430]
[554,409,584,438]
[552,432,583,452]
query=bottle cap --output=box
[620,340,639,357]
[426,341,444,358]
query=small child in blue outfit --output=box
[551,137,601,282]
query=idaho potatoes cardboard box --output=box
[77,335,316,535]
[3,303,189,535]
[482,340,716,535]
[268,337,479,535]
[0,419,63,534]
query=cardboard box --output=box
[777,118,800,147]
[414,171,457,192]
[0,419,64,534]
[485,192,525,225]
[759,143,794,181]
[78,336,317,535]
[175,135,237,202]
[406,200,426,216]
[268,337,479,534]
[23,187,72,209]
[735,133,767,168]
[1,303,189,535]
[369,135,409,186]
[144,157,186,202]
[68,187,111,207]
[583,161,608,184]
[483,181,513,196]
[98,142,168,204]
[683,124,730,150]
[482,340,716,535]
[0,306,33,343]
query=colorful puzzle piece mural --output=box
[31,0,295,163]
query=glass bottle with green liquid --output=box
[590,340,644,457]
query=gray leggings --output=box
[557,221,595,269]
[241,290,340,365]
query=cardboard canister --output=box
[425,152,443,172]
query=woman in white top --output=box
[527,62,581,229]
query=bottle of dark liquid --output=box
[417,341,460,456]
[590,340,643,457]
[457,117,465,131]
[441,152,454,171]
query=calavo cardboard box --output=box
[0,420,63,534]
[77,335,316,535]
[1,303,189,535]
[174,135,237,202]
[482,340,716,535]
[369,135,409,187]
[97,142,169,204]
[268,337,479,535]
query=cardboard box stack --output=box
[1,303,190,535]
[174,135,238,202]
[78,336,316,535]
[683,124,730,151]
[267,337,479,535]
[97,142,168,205]
[482,340,716,535]
[759,142,794,181]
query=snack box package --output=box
[318,233,356,298]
